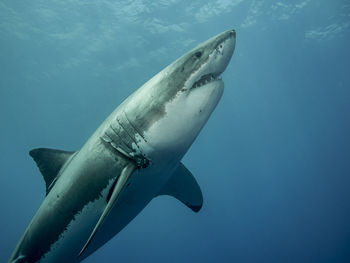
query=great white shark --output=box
[9,29,236,263]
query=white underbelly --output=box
[40,179,114,263]
[41,163,175,263]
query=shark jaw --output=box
[129,29,236,161]
[184,29,236,92]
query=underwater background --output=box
[1,0,349,262]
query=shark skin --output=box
[9,29,236,263]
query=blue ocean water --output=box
[1,0,349,262]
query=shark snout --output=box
[212,29,236,76]
[220,29,236,44]
[230,29,236,38]
[225,29,236,55]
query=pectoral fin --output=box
[78,162,137,257]
[158,162,203,213]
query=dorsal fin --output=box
[29,148,75,195]
[158,162,203,213]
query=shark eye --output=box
[194,51,202,58]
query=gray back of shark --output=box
[9,29,236,263]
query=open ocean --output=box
[1,1,349,262]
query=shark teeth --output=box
[191,73,221,89]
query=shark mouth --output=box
[191,73,222,89]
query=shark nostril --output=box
[194,51,202,58]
